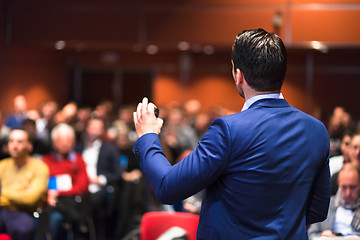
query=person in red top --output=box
[42,123,89,240]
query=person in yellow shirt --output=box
[0,129,49,240]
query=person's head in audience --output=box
[114,125,132,150]
[51,123,75,157]
[92,99,113,122]
[22,118,37,142]
[8,129,32,164]
[338,162,360,205]
[39,100,58,121]
[184,99,202,121]
[341,131,353,163]
[166,107,185,126]
[349,133,360,166]
[86,117,105,144]
[55,102,77,124]
[13,95,27,113]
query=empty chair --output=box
[140,211,199,240]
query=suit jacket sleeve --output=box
[134,118,231,204]
[308,196,336,238]
[306,137,331,225]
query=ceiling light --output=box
[146,45,159,55]
[54,40,66,50]
[203,45,215,55]
[311,41,328,53]
[177,41,190,51]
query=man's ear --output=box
[234,68,244,85]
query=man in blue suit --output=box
[133,28,331,239]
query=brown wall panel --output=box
[314,73,359,120]
[147,0,286,4]
[292,0,359,3]
[0,47,68,118]
[153,73,184,106]
[11,4,139,43]
[187,74,243,113]
[146,9,277,45]
[291,9,360,43]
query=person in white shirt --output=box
[329,131,352,176]
[75,117,122,239]
[308,162,360,238]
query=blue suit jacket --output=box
[134,99,331,239]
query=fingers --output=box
[133,111,138,125]
[148,102,156,114]
[157,117,164,127]
[133,97,163,137]
[141,97,148,116]
[136,101,142,121]
[134,97,159,122]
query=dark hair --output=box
[231,28,287,92]
[22,118,36,127]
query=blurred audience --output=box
[75,117,122,240]
[22,118,52,159]
[42,123,89,240]
[328,107,353,157]
[183,99,202,126]
[113,125,148,239]
[0,129,49,240]
[330,131,353,176]
[331,131,355,195]
[0,95,28,139]
[36,100,58,144]
[54,102,78,126]
[74,106,92,142]
[160,106,198,161]
[4,95,28,130]
[308,162,360,238]
[2,97,360,239]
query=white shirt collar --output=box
[241,93,284,112]
[86,139,102,149]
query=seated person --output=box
[0,129,49,240]
[22,118,52,158]
[308,162,360,238]
[113,127,147,239]
[75,117,122,239]
[42,123,89,240]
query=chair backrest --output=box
[0,234,11,240]
[140,211,199,240]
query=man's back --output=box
[195,99,330,239]
[132,29,331,240]
[136,99,330,239]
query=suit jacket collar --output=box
[248,98,290,109]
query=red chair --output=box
[140,211,199,240]
[0,234,11,240]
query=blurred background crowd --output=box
[0,93,360,240]
[0,94,233,240]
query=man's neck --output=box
[245,90,281,101]
[14,156,30,168]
